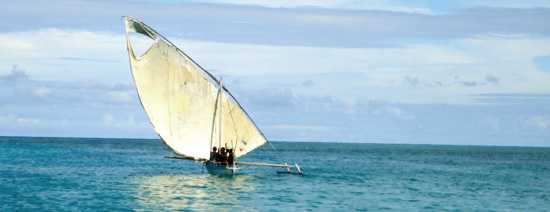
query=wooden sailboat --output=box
[123,16,302,176]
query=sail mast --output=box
[218,79,223,149]
[209,84,221,152]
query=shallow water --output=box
[1,136,549,211]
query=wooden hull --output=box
[204,161,239,176]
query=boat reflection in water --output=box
[133,174,255,210]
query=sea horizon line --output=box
[1,135,549,148]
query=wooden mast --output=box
[218,79,223,149]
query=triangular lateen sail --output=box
[123,16,267,160]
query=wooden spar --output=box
[237,161,304,175]
[165,155,202,161]
[236,161,292,168]
[209,82,221,153]
[218,79,223,149]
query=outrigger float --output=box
[124,16,302,176]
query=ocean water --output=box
[1,136,549,211]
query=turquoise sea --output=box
[1,136,549,211]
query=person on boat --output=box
[219,147,227,164]
[227,149,234,167]
[210,147,217,161]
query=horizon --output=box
[1,1,550,147]
[2,135,550,148]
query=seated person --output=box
[210,147,217,161]
[227,149,234,166]
[219,147,227,164]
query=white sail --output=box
[123,17,267,160]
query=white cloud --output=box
[0,42,549,144]
[0,114,40,127]
[183,35,550,104]
[188,0,550,13]
[267,124,330,131]
[525,115,550,130]
[15,117,41,127]
[467,0,550,9]
[374,106,415,120]
[33,87,51,97]
[0,29,127,83]
[186,0,434,14]
[2,29,550,106]
[107,91,134,104]
[101,113,149,131]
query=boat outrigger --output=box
[123,16,302,176]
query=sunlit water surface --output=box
[1,137,549,211]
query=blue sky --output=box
[1,0,550,146]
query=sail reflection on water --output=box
[133,174,255,210]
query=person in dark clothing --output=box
[219,147,227,164]
[227,149,234,166]
[210,147,217,161]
